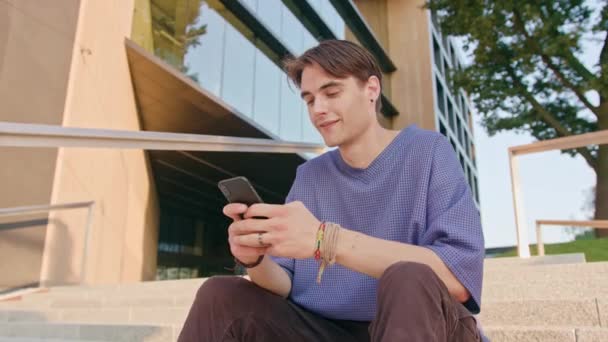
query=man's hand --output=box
[231,201,320,259]
[223,203,267,264]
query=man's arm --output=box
[246,257,292,298]
[335,228,470,303]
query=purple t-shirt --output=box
[271,124,484,321]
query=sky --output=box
[464,1,603,248]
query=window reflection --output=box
[133,0,335,144]
[281,6,304,54]
[222,24,255,115]
[257,0,282,38]
[253,50,281,135]
[280,76,303,141]
[183,4,225,96]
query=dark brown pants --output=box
[178,261,481,341]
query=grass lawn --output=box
[494,237,608,262]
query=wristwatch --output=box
[234,255,264,268]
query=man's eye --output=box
[327,92,339,97]
[306,100,314,106]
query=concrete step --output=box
[484,253,587,268]
[0,295,196,310]
[483,326,608,342]
[484,261,608,283]
[0,339,106,342]
[0,323,176,342]
[478,299,604,327]
[482,279,608,301]
[47,279,206,294]
[0,307,189,326]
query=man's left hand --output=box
[230,201,320,259]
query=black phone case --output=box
[218,176,264,206]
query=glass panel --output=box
[149,1,227,96]
[433,36,442,74]
[306,0,345,39]
[279,75,303,141]
[467,165,474,192]
[456,117,463,145]
[447,97,455,130]
[439,120,448,137]
[256,0,282,37]
[242,0,257,14]
[302,29,317,53]
[221,24,255,116]
[281,6,304,54]
[473,176,480,203]
[435,76,445,116]
[323,2,345,39]
[253,51,281,135]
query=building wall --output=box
[354,0,480,206]
[0,0,81,289]
[352,0,435,131]
[40,0,160,286]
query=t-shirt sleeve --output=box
[268,166,301,283]
[421,136,485,314]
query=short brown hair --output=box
[283,40,383,113]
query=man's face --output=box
[300,63,375,147]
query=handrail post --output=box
[0,201,95,288]
[509,150,530,258]
[80,202,95,284]
[536,221,545,257]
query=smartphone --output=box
[218,176,264,206]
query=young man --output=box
[179,40,485,341]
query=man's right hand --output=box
[223,203,267,264]
[223,203,293,298]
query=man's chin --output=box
[322,138,340,148]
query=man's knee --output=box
[193,276,256,313]
[196,276,250,300]
[379,261,439,292]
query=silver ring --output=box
[258,232,265,247]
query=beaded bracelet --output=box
[314,222,325,261]
[314,221,340,283]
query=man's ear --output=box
[366,75,381,102]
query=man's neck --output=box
[338,125,400,169]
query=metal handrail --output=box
[508,129,608,258]
[0,121,324,286]
[0,121,325,154]
[0,201,95,287]
[535,219,608,256]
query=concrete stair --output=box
[0,254,605,341]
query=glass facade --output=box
[430,17,480,206]
[133,0,330,144]
[132,0,345,279]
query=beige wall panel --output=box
[385,0,435,131]
[43,0,160,285]
[352,0,389,49]
[354,0,436,131]
[0,0,80,289]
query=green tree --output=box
[426,0,608,236]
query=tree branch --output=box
[540,4,599,85]
[600,29,608,101]
[512,9,600,117]
[507,68,598,170]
